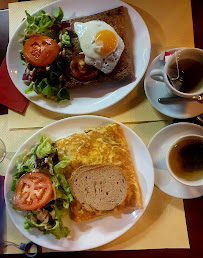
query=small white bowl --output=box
[166,134,203,187]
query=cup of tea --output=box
[150,48,203,99]
[166,134,203,187]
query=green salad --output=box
[11,135,73,239]
[21,7,71,102]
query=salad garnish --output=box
[20,7,71,102]
[10,135,73,239]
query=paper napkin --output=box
[0,58,29,114]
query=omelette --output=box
[56,123,142,222]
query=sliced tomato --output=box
[15,171,53,211]
[70,54,98,81]
[23,35,60,67]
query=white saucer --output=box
[144,48,203,119]
[147,122,203,199]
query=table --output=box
[0,1,202,257]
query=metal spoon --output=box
[158,95,203,104]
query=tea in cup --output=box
[166,134,203,187]
[150,48,203,99]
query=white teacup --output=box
[166,134,203,187]
[150,48,203,99]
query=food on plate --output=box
[15,171,53,210]
[64,6,135,88]
[10,135,73,239]
[74,20,124,74]
[70,54,98,81]
[20,7,71,102]
[56,123,142,222]
[10,123,142,237]
[23,35,60,67]
[20,6,134,102]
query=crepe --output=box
[64,6,135,88]
[56,123,142,222]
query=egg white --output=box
[74,20,125,74]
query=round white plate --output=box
[148,122,203,199]
[144,48,203,119]
[6,0,151,115]
[4,115,154,251]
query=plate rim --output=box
[6,0,151,115]
[147,122,203,199]
[4,115,154,251]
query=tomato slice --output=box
[70,54,98,81]
[23,35,60,67]
[15,171,53,211]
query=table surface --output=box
[0,1,202,257]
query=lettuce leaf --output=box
[25,56,70,102]
[11,152,36,191]
[24,204,70,239]
[24,7,63,37]
[44,220,69,239]
[54,156,70,173]
[22,8,71,102]
[53,156,73,206]
[12,134,73,239]
[36,137,56,159]
[24,221,33,231]
[56,87,70,102]
[62,31,71,47]
[53,7,64,23]
[24,82,34,94]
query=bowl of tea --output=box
[166,134,203,186]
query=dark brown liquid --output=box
[168,58,203,93]
[168,137,203,181]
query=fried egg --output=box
[74,20,125,74]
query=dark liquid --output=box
[168,137,203,181]
[168,58,203,93]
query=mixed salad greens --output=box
[10,135,73,239]
[20,7,71,102]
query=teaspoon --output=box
[158,95,203,104]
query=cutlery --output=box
[158,95,203,104]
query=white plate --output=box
[148,122,203,199]
[144,48,203,119]
[4,115,154,251]
[6,0,151,115]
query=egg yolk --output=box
[95,30,117,54]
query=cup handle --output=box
[150,69,164,82]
